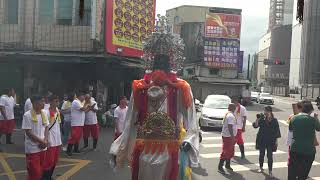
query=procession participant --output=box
[61,93,74,151]
[0,88,16,144]
[66,92,88,156]
[113,96,128,140]
[232,96,247,159]
[22,95,49,180]
[288,101,320,180]
[83,94,99,150]
[42,95,62,180]
[218,103,237,174]
[109,19,199,180]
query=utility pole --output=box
[247,54,251,80]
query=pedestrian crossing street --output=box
[199,130,320,179]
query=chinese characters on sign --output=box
[205,13,241,39]
[106,0,156,58]
[204,38,240,69]
[204,12,242,69]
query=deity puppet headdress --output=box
[142,15,185,71]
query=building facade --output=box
[268,0,294,31]
[166,6,249,101]
[289,0,302,92]
[0,0,142,108]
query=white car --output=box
[258,93,274,105]
[251,91,259,102]
[199,95,231,129]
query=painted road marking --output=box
[278,120,289,126]
[201,142,255,148]
[0,153,91,180]
[311,177,320,180]
[231,161,320,172]
[202,136,221,141]
[200,150,286,159]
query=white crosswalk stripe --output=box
[201,136,221,141]
[201,142,256,148]
[200,150,286,159]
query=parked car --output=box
[199,95,231,129]
[258,93,274,105]
[251,91,259,102]
[195,99,202,112]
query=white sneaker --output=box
[62,146,67,152]
[257,168,264,173]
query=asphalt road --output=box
[1,97,320,180]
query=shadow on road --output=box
[221,170,246,180]
[249,169,282,180]
[192,163,208,176]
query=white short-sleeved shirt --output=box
[0,95,15,120]
[46,109,62,147]
[61,101,72,122]
[85,100,98,125]
[22,110,50,154]
[71,99,85,126]
[221,112,237,137]
[114,106,128,133]
[234,104,247,129]
[44,104,50,110]
[24,98,32,113]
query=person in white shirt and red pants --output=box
[232,96,247,159]
[67,92,88,156]
[83,94,99,150]
[218,103,237,174]
[113,96,128,140]
[42,95,62,179]
[0,88,16,144]
[22,95,49,180]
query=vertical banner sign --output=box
[238,51,244,72]
[204,12,241,69]
[106,0,156,58]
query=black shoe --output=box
[239,145,245,159]
[73,144,80,154]
[218,159,226,174]
[41,170,51,180]
[225,159,233,171]
[66,144,73,156]
[83,138,89,149]
[93,138,98,149]
[6,134,14,144]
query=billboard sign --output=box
[205,12,241,39]
[105,0,156,58]
[204,38,240,69]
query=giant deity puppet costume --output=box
[109,16,200,180]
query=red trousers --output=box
[0,119,15,134]
[220,136,235,160]
[236,129,244,145]
[68,126,83,145]
[26,151,46,180]
[83,124,99,139]
[43,146,61,170]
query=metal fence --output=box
[0,0,104,52]
[301,85,320,100]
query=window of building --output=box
[57,0,73,25]
[209,68,219,75]
[6,0,18,24]
[186,68,195,75]
[77,0,92,26]
[39,0,54,24]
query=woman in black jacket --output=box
[253,106,281,177]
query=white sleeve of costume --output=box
[180,89,200,168]
[109,93,138,166]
